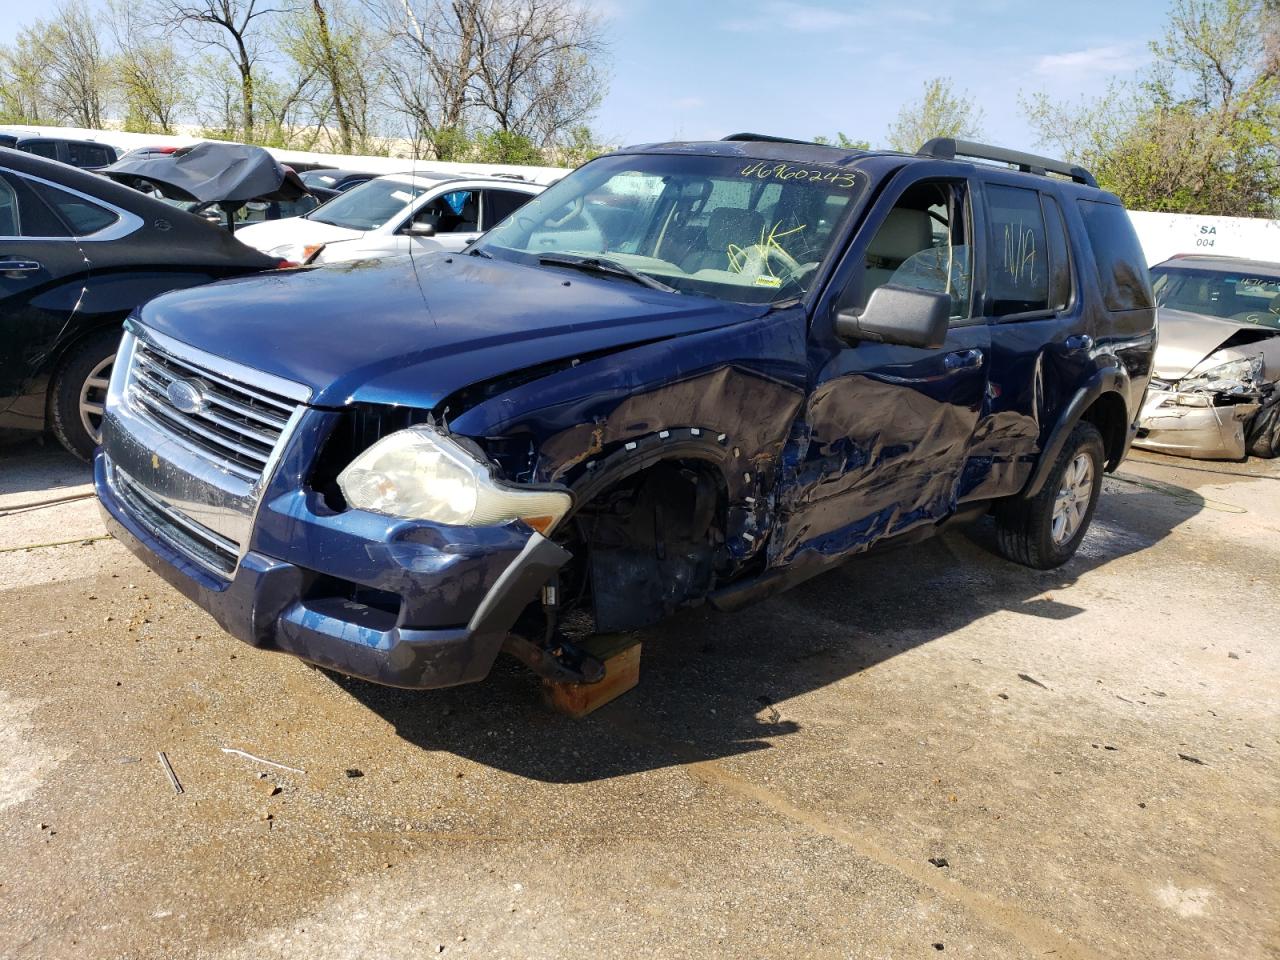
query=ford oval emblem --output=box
[166,378,207,414]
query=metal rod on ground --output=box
[157,751,183,794]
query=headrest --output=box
[868,208,932,263]
[706,207,764,249]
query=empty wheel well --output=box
[1080,391,1128,470]
[556,457,729,633]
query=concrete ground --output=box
[0,438,1276,960]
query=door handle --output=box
[0,259,41,277]
[944,348,984,370]
[1064,334,1094,353]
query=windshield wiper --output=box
[537,253,676,293]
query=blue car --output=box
[96,135,1156,689]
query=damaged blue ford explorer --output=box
[96,135,1156,688]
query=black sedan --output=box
[0,147,279,459]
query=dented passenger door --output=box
[771,170,992,569]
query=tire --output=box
[1246,393,1280,459]
[49,329,122,461]
[992,421,1105,570]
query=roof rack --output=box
[721,132,815,145]
[917,138,1097,187]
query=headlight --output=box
[1181,354,1264,390]
[336,425,572,533]
[266,242,303,260]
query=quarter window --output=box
[985,184,1049,317]
[1077,199,1153,311]
[30,180,119,236]
[1041,194,1072,312]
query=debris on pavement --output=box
[928,857,949,868]
[345,768,364,778]
[1178,753,1207,765]
[220,747,307,775]
[157,751,183,794]
[1017,673,1049,690]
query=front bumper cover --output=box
[96,452,569,689]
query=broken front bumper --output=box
[95,451,569,689]
[1134,389,1260,460]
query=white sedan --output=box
[234,172,546,265]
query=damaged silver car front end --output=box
[1135,309,1280,460]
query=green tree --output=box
[886,77,984,153]
[1024,0,1279,216]
[813,132,871,150]
[471,129,545,164]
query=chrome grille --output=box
[112,466,239,577]
[127,339,297,483]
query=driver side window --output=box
[410,190,477,234]
[861,180,972,322]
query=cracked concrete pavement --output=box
[0,439,1277,959]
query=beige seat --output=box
[864,208,933,296]
[683,208,765,273]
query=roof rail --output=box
[721,132,815,145]
[917,138,1097,187]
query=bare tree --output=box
[468,0,606,147]
[368,0,482,158]
[886,77,984,153]
[153,0,294,139]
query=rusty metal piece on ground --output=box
[157,751,183,794]
[543,636,642,719]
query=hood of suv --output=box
[136,253,768,408]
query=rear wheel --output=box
[49,329,121,461]
[992,421,1105,569]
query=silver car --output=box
[1136,255,1280,460]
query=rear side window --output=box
[985,184,1049,317]
[0,177,17,236]
[20,141,59,159]
[1041,194,1072,312]
[482,189,533,229]
[1077,200,1152,311]
[30,180,119,236]
[67,143,112,167]
[0,172,71,237]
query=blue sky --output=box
[595,0,1165,150]
[0,0,1168,152]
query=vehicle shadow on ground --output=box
[0,439,91,501]
[335,474,1206,783]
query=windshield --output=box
[306,177,433,231]
[1153,266,1280,330]
[476,153,865,304]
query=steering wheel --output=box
[731,242,803,282]
[544,195,600,233]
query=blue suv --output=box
[96,136,1156,689]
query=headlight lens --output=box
[1180,354,1265,395]
[336,425,571,533]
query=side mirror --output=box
[404,221,436,237]
[835,284,950,350]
